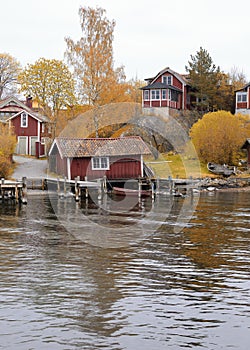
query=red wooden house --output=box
[0,95,52,157]
[235,84,250,115]
[141,67,191,111]
[241,139,250,167]
[48,137,151,180]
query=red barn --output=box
[0,95,52,156]
[141,67,191,111]
[48,137,152,180]
[235,84,250,116]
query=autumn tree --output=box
[0,123,16,178]
[0,53,21,99]
[186,47,221,111]
[228,66,247,91]
[65,6,130,106]
[190,110,250,165]
[18,58,76,136]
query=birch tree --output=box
[0,53,21,98]
[65,6,124,106]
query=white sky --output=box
[1,0,250,81]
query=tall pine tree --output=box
[185,47,220,111]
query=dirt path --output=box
[12,155,48,180]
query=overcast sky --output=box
[1,0,250,81]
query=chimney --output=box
[26,95,33,108]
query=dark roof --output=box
[0,95,50,122]
[50,137,151,158]
[235,83,250,93]
[141,82,183,92]
[144,67,190,86]
[241,138,250,149]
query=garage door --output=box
[16,136,28,155]
[30,136,38,156]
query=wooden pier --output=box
[0,178,27,204]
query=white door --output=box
[16,136,28,155]
[30,136,38,156]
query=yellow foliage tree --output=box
[0,123,16,178]
[190,111,250,165]
[65,6,139,107]
[18,58,76,137]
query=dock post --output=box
[75,176,80,202]
[156,177,160,194]
[168,176,173,194]
[97,179,102,200]
[15,184,19,203]
[64,177,67,197]
[57,178,60,194]
[21,177,27,204]
[151,181,155,200]
[1,178,4,200]
[103,175,107,194]
[138,179,142,199]
[85,176,88,198]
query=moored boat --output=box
[112,186,152,197]
[207,162,236,177]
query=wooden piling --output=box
[84,176,88,198]
[21,177,27,204]
[138,179,142,198]
[97,179,102,200]
[103,175,107,194]
[75,176,80,202]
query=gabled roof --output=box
[0,95,30,110]
[235,83,250,93]
[141,81,183,92]
[0,95,50,122]
[6,109,50,123]
[241,138,250,149]
[49,137,151,158]
[144,67,190,86]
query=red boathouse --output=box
[48,137,152,180]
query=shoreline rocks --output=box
[197,177,250,191]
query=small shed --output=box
[241,138,250,167]
[48,137,152,180]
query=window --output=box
[151,89,160,100]
[168,90,178,102]
[21,112,28,128]
[41,123,45,133]
[91,157,109,170]
[144,90,149,100]
[162,75,172,85]
[237,93,247,103]
[162,89,167,100]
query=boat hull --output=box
[207,162,236,177]
[113,186,152,197]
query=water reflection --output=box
[0,191,249,349]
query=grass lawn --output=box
[144,153,212,179]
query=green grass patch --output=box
[144,153,211,179]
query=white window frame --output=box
[237,92,247,103]
[162,89,167,100]
[144,90,149,100]
[91,157,110,170]
[151,89,160,100]
[162,75,172,85]
[21,112,28,128]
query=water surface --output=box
[0,191,249,349]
